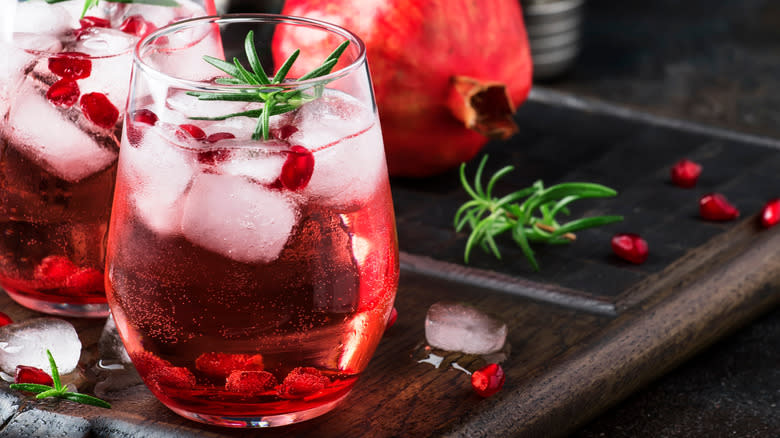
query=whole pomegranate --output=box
[274,0,533,177]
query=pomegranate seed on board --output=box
[119,15,156,37]
[699,193,740,221]
[0,312,12,327]
[48,52,92,80]
[280,145,315,191]
[670,159,702,188]
[80,93,119,129]
[611,233,649,264]
[46,79,80,108]
[179,124,207,140]
[471,363,505,398]
[133,109,158,126]
[15,366,53,386]
[225,370,277,395]
[760,198,780,228]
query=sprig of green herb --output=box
[186,31,349,141]
[9,350,111,409]
[45,0,179,19]
[454,155,624,271]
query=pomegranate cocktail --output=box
[105,16,399,427]
[0,0,213,317]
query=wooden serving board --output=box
[0,88,777,437]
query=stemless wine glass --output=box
[0,0,215,317]
[105,15,399,427]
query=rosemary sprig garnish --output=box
[45,0,179,19]
[9,350,111,409]
[454,156,624,271]
[186,31,349,141]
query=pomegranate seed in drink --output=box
[46,79,80,108]
[179,124,207,140]
[760,198,780,228]
[119,15,157,37]
[132,351,173,376]
[273,124,298,140]
[195,352,264,378]
[15,366,54,386]
[280,367,330,398]
[147,366,196,391]
[225,371,278,395]
[700,193,740,221]
[471,363,505,398]
[48,52,92,80]
[34,256,79,285]
[79,16,110,29]
[133,109,159,126]
[280,145,315,191]
[611,233,649,264]
[206,132,235,143]
[670,159,702,188]
[64,268,104,295]
[80,92,119,129]
[0,312,12,327]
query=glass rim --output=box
[134,14,368,92]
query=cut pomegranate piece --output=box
[133,109,158,126]
[147,366,196,390]
[611,233,649,264]
[46,79,80,108]
[119,15,156,37]
[48,52,92,80]
[225,370,278,395]
[385,307,398,331]
[80,92,119,129]
[206,132,235,143]
[273,124,298,140]
[195,352,264,378]
[131,351,173,376]
[760,198,780,228]
[280,367,330,397]
[179,124,207,140]
[34,256,79,285]
[64,268,104,295]
[670,158,702,188]
[279,145,315,191]
[471,363,505,398]
[700,193,740,221]
[15,365,53,386]
[0,311,12,327]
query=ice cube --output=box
[424,302,507,355]
[166,90,253,121]
[98,314,131,365]
[0,318,82,375]
[144,24,224,81]
[6,81,118,182]
[12,2,73,35]
[73,28,135,110]
[120,126,196,236]
[219,148,286,185]
[181,173,298,263]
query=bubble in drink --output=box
[0,318,82,374]
[424,302,507,355]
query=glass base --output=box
[4,289,109,318]
[166,392,351,428]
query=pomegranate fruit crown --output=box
[455,155,624,271]
[45,0,179,19]
[9,349,111,409]
[186,31,350,141]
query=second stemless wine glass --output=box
[105,15,399,427]
[0,0,215,317]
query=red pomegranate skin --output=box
[275,0,533,177]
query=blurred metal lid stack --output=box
[521,0,584,79]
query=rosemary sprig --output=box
[186,31,349,141]
[454,155,624,271]
[45,0,179,19]
[9,350,111,409]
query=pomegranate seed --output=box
[280,367,330,397]
[471,363,505,398]
[611,233,649,264]
[273,124,298,140]
[131,351,172,376]
[385,307,398,331]
[48,52,92,80]
[80,93,119,129]
[147,366,196,390]
[46,79,80,108]
[207,132,235,143]
[133,109,158,126]
[198,149,232,165]
[79,16,110,29]
[179,124,206,140]
[700,193,740,221]
[15,366,53,386]
[280,145,315,191]
[670,159,702,188]
[119,15,156,37]
[760,198,780,228]
[34,256,78,284]
[0,312,12,327]
[64,267,104,294]
[225,370,278,395]
[195,352,264,378]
